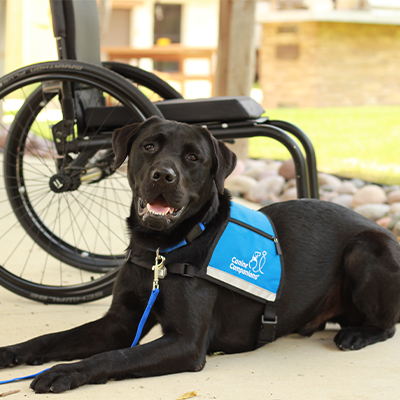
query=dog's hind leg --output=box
[334,230,400,350]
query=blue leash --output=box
[0,288,159,385]
[0,249,165,386]
[131,288,160,347]
[0,369,50,385]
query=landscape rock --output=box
[244,159,270,172]
[258,161,282,180]
[350,178,366,189]
[353,204,390,221]
[375,216,392,229]
[243,160,268,180]
[320,191,339,202]
[351,184,387,208]
[387,189,400,205]
[230,160,246,176]
[384,185,400,194]
[389,202,400,215]
[331,194,354,209]
[225,175,257,195]
[279,186,298,202]
[283,179,297,191]
[243,164,268,180]
[337,181,358,195]
[258,168,279,179]
[318,173,343,191]
[388,214,400,230]
[246,176,285,203]
[278,159,296,180]
[226,157,400,237]
[392,221,400,237]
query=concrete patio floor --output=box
[0,285,399,399]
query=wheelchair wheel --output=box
[103,61,183,101]
[0,60,162,303]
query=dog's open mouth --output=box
[138,196,185,221]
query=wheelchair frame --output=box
[0,0,318,303]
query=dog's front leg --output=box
[30,279,218,393]
[30,334,205,393]
[0,265,157,368]
[0,308,151,368]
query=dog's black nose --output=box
[151,167,177,184]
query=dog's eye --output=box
[144,144,155,152]
[188,154,198,161]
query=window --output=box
[277,25,299,34]
[276,44,300,60]
[154,3,182,44]
[154,3,182,72]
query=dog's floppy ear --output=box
[205,129,237,194]
[112,116,161,169]
[112,123,142,169]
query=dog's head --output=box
[112,116,236,232]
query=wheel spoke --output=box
[0,60,164,303]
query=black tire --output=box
[0,60,162,303]
[0,264,120,305]
[103,61,183,100]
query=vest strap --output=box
[127,253,277,346]
[164,262,208,278]
[127,254,208,279]
[257,303,278,348]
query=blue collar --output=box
[158,222,206,253]
[126,221,206,261]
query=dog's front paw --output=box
[0,347,19,368]
[0,345,44,368]
[30,362,106,393]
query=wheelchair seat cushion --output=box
[156,96,265,124]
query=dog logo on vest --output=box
[251,251,267,274]
[207,202,282,302]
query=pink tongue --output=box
[149,203,170,214]
[149,197,171,214]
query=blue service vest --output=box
[126,201,283,346]
[206,202,283,304]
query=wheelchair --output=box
[0,0,318,304]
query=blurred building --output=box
[100,0,219,97]
[2,0,400,105]
[257,0,400,107]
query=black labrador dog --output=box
[1,116,400,393]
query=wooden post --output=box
[215,0,257,160]
[215,0,257,97]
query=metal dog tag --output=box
[152,249,167,291]
[158,265,167,279]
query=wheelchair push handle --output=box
[49,0,66,39]
[48,0,102,65]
